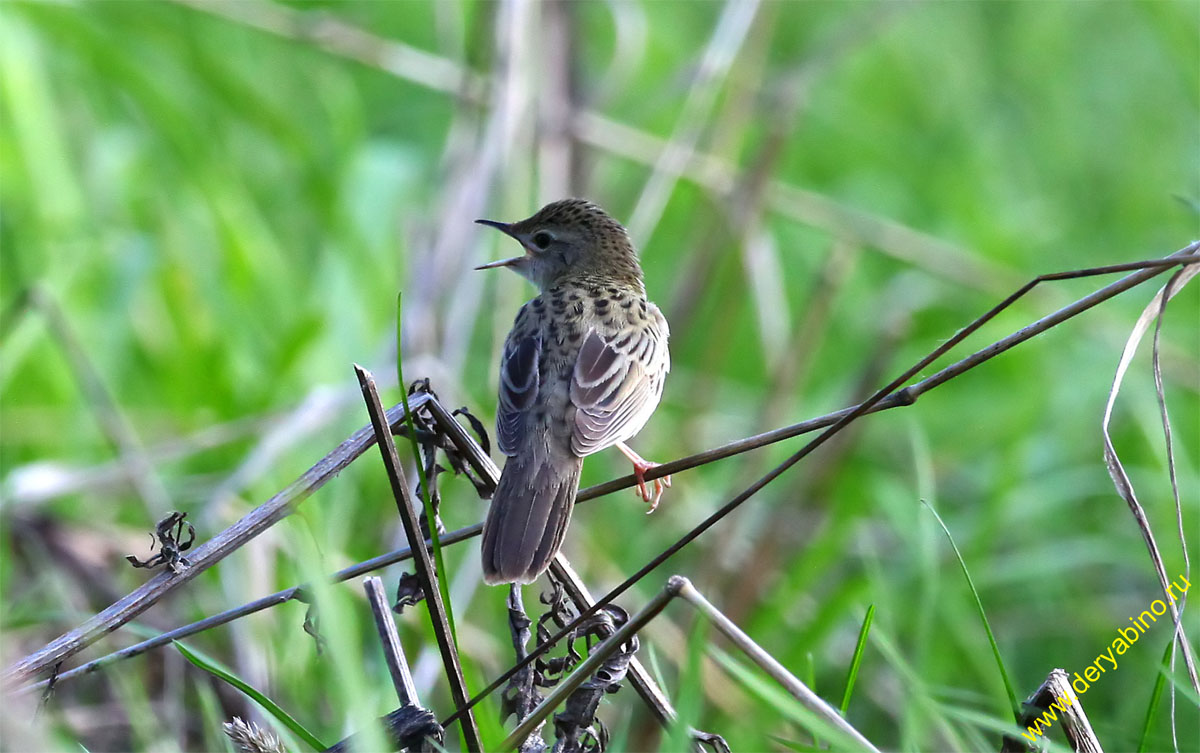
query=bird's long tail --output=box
[481,451,583,585]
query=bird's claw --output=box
[630,460,671,514]
[616,442,671,513]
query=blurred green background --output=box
[2,1,1197,751]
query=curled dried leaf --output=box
[125,511,195,574]
[393,571,425,613]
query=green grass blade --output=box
[396,291,457,642]
[173,640,327,751]
[397,292,487,748]
[767,734,821,752]
[840,604,875,714]
[662,614,708,752]
[921,499,1020,720]
[1136,638,1174,752]
[710,647,871,751]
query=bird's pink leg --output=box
[615,442,671,513]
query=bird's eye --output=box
[532,231,553,250]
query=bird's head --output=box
[475,198,644,292]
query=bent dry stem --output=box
[17,246,1198,700]
[355,366,482,753]
[4,394,435,687]
[442,249,1200,729]
[499,577,687,751]
[499,575,880,753]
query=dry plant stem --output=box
[17,521,482,693]
[26,246,1199,695]
[7,411,280,507]
[354,366,482,753]
[500,576,688,752]
[363,576,419,708]
[405,397,720,749]
[323,707,443,753]
[423,398,502,481]
[1150,270,1193,748]
[3,393,433,688]
[1012,669,1103,753]
[626,0,760,241]
[549,557,674,725]
[676,580,880,753]
[175,0,1013,294]
[30,407,704,746]
[617,250,1200,497]
[444,248,1200,727]
[28,287,172,514]
[430,399,714,747]
[549,556,719,752]
[175,0,482,95]
[1100,264,1200,696]
[502,576,878,753]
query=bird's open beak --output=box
[474,219,528,270]
[474,256,524,270]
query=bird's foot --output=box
[632,460,671,513]
[616,442,671,513]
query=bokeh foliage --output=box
[1,1,1197,751]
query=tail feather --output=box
[481,453,582,585]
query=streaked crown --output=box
[476,199,644,292]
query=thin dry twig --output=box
[676,580,880,753]
[364,576,420,708]
[501,576,878,753]
[501,577,687,751]
[3,393,433,687]
[16,519,484,693]
[359,576,442,753]
[508,580,634,752]
[172,0,1017,295]
[1099,264,1200,698]
[1008,669,1103,753]
[355,366,482,752]
[625,0,760,242]
[549,556,728,752]
[550,559,675,732]
[4,410,275,508]
[27,287,172,513]
[322,707,445,753]
[1150,268,1193,751]
[443,249,1200,728]
[23,247,1199,697]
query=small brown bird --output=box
[475,199,671,585]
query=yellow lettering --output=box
[1072,672,1090,694]
[1097,648,1117,671]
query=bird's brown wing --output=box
[570,304,669,457]
[497,322,541,457]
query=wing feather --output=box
[570,305,669,457]
[497,327,541,456]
